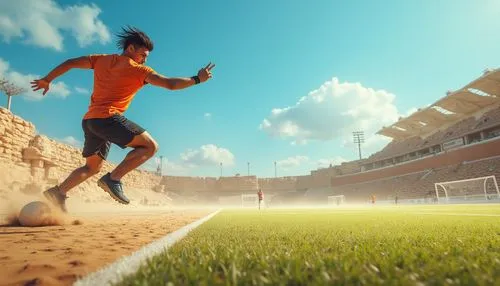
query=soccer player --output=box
[257,189,264,210]
[31,26,215,212]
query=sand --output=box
[0,208,211,286]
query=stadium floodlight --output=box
[156,155,164,176]
[434,175,500,203]
[353,131,365,160]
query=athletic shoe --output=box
[43,185,68,213]
[97,173,130,204]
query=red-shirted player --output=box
[257,189,264,210]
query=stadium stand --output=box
[155,68,500,205]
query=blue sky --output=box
[0,0,499,178]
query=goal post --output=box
[434,175,500,203]
[327,195,346,206]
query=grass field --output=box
[117,204,500,285]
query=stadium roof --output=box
[378,68,500,140]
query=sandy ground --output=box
[0,207,212,286]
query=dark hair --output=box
[116,26,154,51]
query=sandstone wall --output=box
[216,176,259,193]
[0,107,36,163]
[0,107,161,195]
[161,175,260,195]
[307,160,365,190]
[258,177,297,192]
[295,175,314,190]
[161,176,209,193]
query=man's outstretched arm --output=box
[31,56,92,95]
[145,62,215,90]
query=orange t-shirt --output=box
[83,54,155,119]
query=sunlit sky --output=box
[1,0,499,177]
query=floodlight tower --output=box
[353,131,365,160]
[159,155,164,176]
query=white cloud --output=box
[57,136,82,148]
[317,156,348,169]
[404,107,418,117]
[162,158,187,174]
[204,113,212,119]
[290,139,308,146]
[0,58,8,75]
[260,77,400,155]
[140,145,236,176]
[0,57,70,100]
[342,133,391,154]
[181,144,235,167]
[75,87,89,94]
[340,106,420,155]
[276,155,309,169]
[0,0,110,51]
[142,157,187,175]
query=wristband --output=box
[191,76,200,84]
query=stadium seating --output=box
[333,156,500,202]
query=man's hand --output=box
[197,62,215,83]
[145,62,215,90]
[29,56,91,96]
[30,78,50,96]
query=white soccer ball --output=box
[18,201,52,227]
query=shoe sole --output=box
[97,180,130,205]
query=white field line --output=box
[274,211,500,217]
[408,212,500,217]
[74,209,222,286]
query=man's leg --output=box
[109,131,158,181]
[59,155,104,194]
[43,155,104,212]
[90,115,154,205]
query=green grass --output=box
[117,205,500,286]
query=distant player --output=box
[257,189,264,210]
[371,194,376,205]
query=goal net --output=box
[434,175,500,203]
[241,194,259,208]
[327,195,346,206]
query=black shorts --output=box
[81,114,145,159]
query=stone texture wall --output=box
[215,176,259,194]
[258,177,297,193]
[161,175,260,195]
[0,107,36,163]
[0,107,161,192]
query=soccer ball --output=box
[18,201,52,227]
